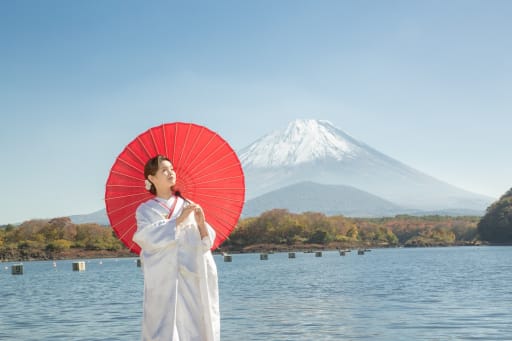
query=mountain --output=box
[240,119,493,213]
[69,209,109,226]
[242,181,408,217]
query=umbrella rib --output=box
[173,123,178,164]
[108,197,147,215]
[150,128,159,157]
[110,170,143,182]
[197,200,244,217]
[162,124,168,158]
[118,221,137,240]
[186,185,245,197]
[127,241,140,253]
[209,220,231,242]
[187,174,245,186]
[209,218,237,241]
[125,147,147,169]
[214,229,229,244]
[207,209,242,222]
[137,133,154,160]
[182,127,212,168]
[110,169,143,183]
[188,188,244,202]
[192,163,244,182]
[117,156,144,175]
[191,148,234,178]
[177,126,204,179]
[106,184,146,189]
[190,191,245,202]
[178,127,204,170]
[111,211,135,230]
[177,123,192,167]
[202,203,245,218]
[105,192,148,202]
[189,138,223,171]
[185,133,218,170]
[191,193,244,221]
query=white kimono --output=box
[133,196,220,341]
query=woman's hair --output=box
[144,155,172,195]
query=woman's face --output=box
[149,160,176,191]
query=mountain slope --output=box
[240,119,493,212]
[243,181,407,217]
[69,210,110,226]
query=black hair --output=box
[144,155,172,195]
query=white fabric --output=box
[133,196,220,341]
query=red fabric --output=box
[105,122,245,254]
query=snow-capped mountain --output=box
[240,119,360,167]
[240,119,493,213]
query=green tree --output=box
[308,230,331,244]
[478,188,512,243]
[46,239,72,252]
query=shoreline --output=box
[2,242,501,263]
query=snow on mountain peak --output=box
[239,118,361,168]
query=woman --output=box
[133,155,220,341]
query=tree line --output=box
[0,217,126,261]
[220,209,481,252]
[2,187,511,260]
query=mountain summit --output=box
[240,118,492,214]
[240,119,361,167]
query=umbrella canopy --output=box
[105,122,245,254]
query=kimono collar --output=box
[154,195,177,205]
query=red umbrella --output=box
[105,122,245,254]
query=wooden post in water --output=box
[72,261,86,271]
[137,259,142,267]
[223,254,232,262]
[288,252,296,258]
[11,264,23,275]
[260,253,268,260]
[315,251,322,257]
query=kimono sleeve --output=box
[201,222,217,251]
[133,204,178,251]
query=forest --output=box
[1,212,482,261]
[0,217,130,261]
[220,209,481,252]
[2,187,511,261]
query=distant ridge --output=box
[69,209,109,226]
[243,181,406,217]
[242,181,486,218]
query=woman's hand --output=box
[176,200,208,239]
[189,203,208,239]
[194,205,205,227]
[176,204,196,226]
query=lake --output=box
[1,246,511,340]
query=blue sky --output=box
[1,0,511,224]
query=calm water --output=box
[1,246,511,340]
